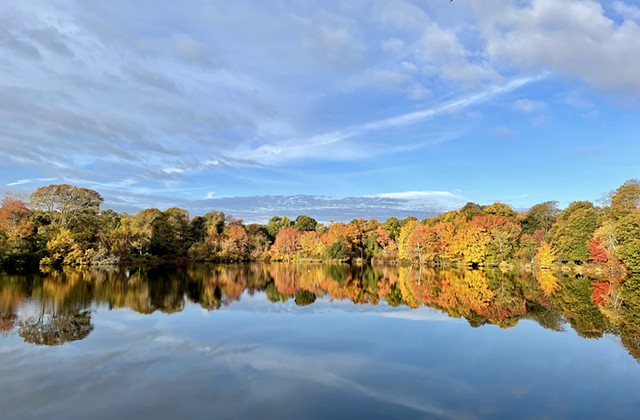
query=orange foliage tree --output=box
[271,228,302,259]
[0,197,33,241]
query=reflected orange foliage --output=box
[591,281,611,305]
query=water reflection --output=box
[0,264,638,359]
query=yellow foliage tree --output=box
[534,241,557,269]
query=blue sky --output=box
[1,0,639,222]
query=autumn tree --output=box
[348,218,381,261]
[321,222,355,259]
[0,196,33,239]
[85,209,123,265]
[129,208,163,256]
[534,241,556,269]
[453,216,492,265]
[614,210,640,272]
[29,185,104,266]
[161,207,191,256]
[30,184,103,232]
[484,202,517,218]
[42,228,82,266]
[298,231,323,258]
[187,216,207,244]
[382,217,403,241]
[0,196,37,269]
[265,216,294,241]
[459,202,485,220]
[103,213,138,260]
[221,225,249,260]
[324,240,349,260]
[245,224,271,259]
[547,201,601,262]
[363,219,385,259]
[515,228,545,262]
[374,225,397,260]
[591,220,618,261]
[432,221,458,262]
[398,220,440,265]
[485,216,521,265]
[610,179,640,219]
[204,211,226,236]
[294,215,318,232]
[521,201,559,235]
[271,228,301,259]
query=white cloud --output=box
[495,125,516,138]
[513,99,546,113]
[369,69,408,87]
[613,1,640,21]
[380,38,405,54]
[400,61,418,73]
[559,90,594,109]
[420,23,465,59]
[171,33,215,68]
[406,83,430,100]
[472,0,640,94]
[163,167,185,175]
[373,0,430,32]
[293,12,365,68]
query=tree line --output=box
[0,180,639,273]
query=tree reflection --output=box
[555,275,610,338]
[618,276,640,360]
[6,270,96,345]
[0,275,26,335]
[0,264,639,362]
[19,309,93,346]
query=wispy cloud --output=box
[232,74,547,165]
[6,177,57,186]
[375,191,468,210]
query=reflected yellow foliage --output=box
[537,270,560,296]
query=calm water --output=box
[1,264,640,419]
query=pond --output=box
[1,264,640,419]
